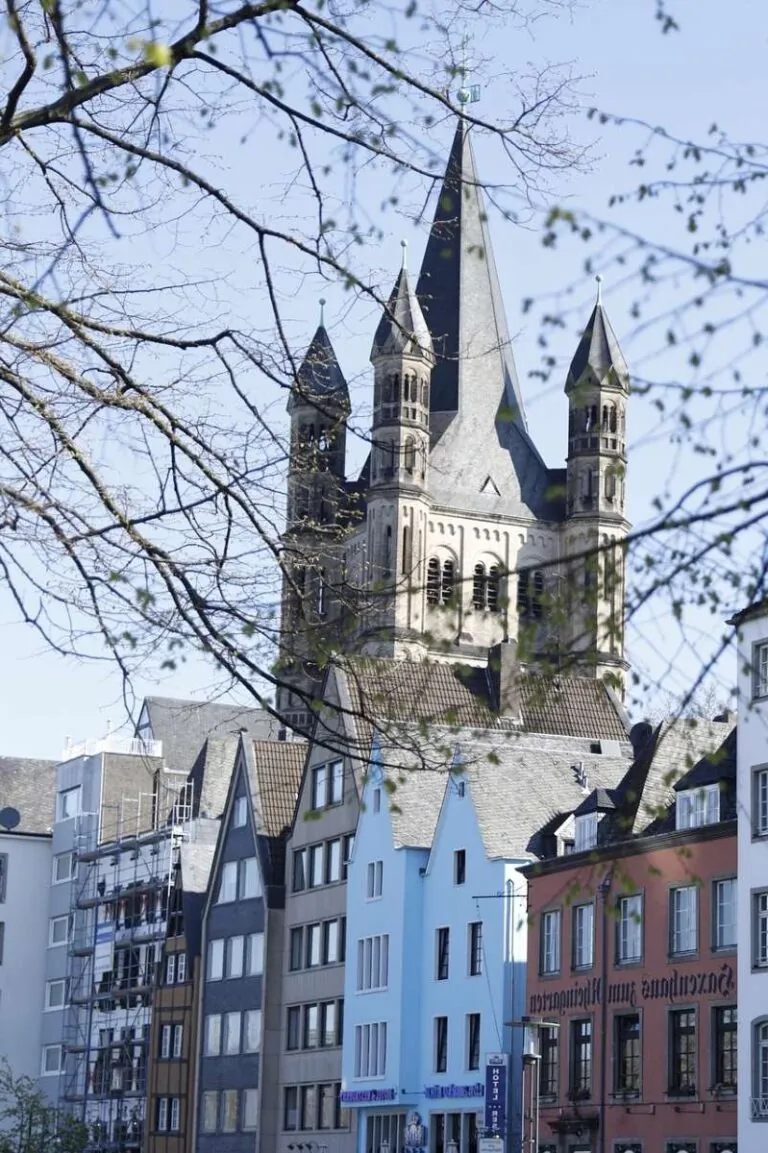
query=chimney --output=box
[488,639,521,717]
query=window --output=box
[454,850,466,885]
[572,904,594,970]
[217,861,237,903]
[160,1025,171,1059]
[321,1000,341,1047]
[208,938,224,981]
[304,1004,319,1049]
[300,1085,317,1130]
[676,784,720,830]
[342,834,355,881]
[205,1014,222,1056]
[240,857,261,899]
[233,795,248,827]
[177,952,187,982]
[308,844,324,888]
[289,927,303,971]
[221,1089,238,1132]
[306,923,321,968]
[323,918,344,964]
[312,761,344,809]
[287,1006,300,1051]
[242,1088,259,1131]
[436,927,450,980]
[293,848,307,892]
[435,1017,448,1073]
[227,935,244,978]
[469,922,483,976]
[0,855,5,902]
[244,1009,262,1052]
[45,979,67,1011]
[367,860,383,899]
[373,788,381,813]
[754,1020,768,1113]
[574,813,599,853]
[615,1014,641,1095]
[541,910,561,975]
[283,1086,299,1131]
[202,1091,217,1133]
[325,839,342,884]
[518,567,545,620]
[49,915,71,947]
[427,557,441,605]
[247,932,264,975]
[670,886,698,956]
[319,1083,336,1130]
[669,1009,697,1094]
[467,1013,481,1071]
[165,954,177,984]
[357,934,389,991]
[57,786,81,821]
[754,640,768,698]
[41,1045,63,1076]
[157,1098,168,1133]
[569,1019,592,1099]
[354,1022,388,1078]
[173,1025,183,1058]
[714,878,737,949]
[713,1006,737,1091]
[755,767,768,836]
[53,852,74,883]
[223,1011,241,1055]
[617,894,643,963]
[312,765,327,810]
[756,891,768,968]
[540,1026,558,1099]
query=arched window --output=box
[609,405,617,433]
[472,563,486,610]
[487,566,500,612]
[602,405,609,429]
[316,569,326,617]
[426,558,441,605]
[421,381,429,408]
[441,559,455,604]
[605,470,617,501]
[518,568,544,620]
[404,438,416,474]
[532,570,544,619]
[383,376,393,404]
[517,569,530,617]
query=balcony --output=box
[751,1096,768,1119]
[61,736,163,762]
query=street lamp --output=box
[508,1016,560,1153]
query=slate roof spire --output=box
[371,243,434,362]
[288,310,349,412]
[565,281,630,395]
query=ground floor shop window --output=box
[365,1112,407,1153]
[428,1111,479,1153]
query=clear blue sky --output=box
[2,0,764,757]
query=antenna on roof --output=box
[456,34,481,107]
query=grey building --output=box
[196,736,304,1153]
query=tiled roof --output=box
[250,740,306,839]
[186,737,240,821]
[143,696,280,775]
[0,757,58,835]
[339,658,628,749]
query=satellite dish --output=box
[0,807,21,831]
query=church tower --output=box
[563,280,630,694]
[276,313,350,731]
[360,246,435,656]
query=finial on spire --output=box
[319,297,326,326]
[455,33,481,107]
[400,239,408,270]
[595,275,603,306]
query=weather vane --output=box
[456,33,481,107]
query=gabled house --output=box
[195,735,304,1153]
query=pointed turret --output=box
[288,313,349,412]
[565,288,630,397]
[371,246,433,362]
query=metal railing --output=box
[61,737,163,762]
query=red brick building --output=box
[521,719,737,1153]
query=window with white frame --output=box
[233,795,248,828]
[311,760,344,810]
[366,860,383,900]
[204,1014,222,1056]
[222,1011,241,1055]
[160,1025,172,1059]
[217,861,238,903]
[52,852,74,884]
[754,1019,768,1115]
[244,1009,262,1053]
[201,1092,217,1133]
[242,1088,259,1131]
[356,935,389,991]
[754,641,768,699]
[156,1096,180,1133]
[45,979,68,1010]
[574,813,599,853]
[41,1045,63,1076]
[676,784,720,830]
[755,768,768,837]
[308,844,324,888]
[208,938,224,981]
[354,1022,387,1078]
[616,894,643,963]
[227,935,244,978]
[540,910,561,975]
[714,878,737,949]
[240,857,261,899]
[572,902,594,970]
[670,885,698,955]
[0,854,5,902]
[325,839,342,884]
[754,891,768,968]
[57,786,81,822]
[247,932,264,975]
[173,1024,183,1058]
[49,915,71,947]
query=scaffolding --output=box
[60,774,194,1153]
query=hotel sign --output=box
[528,961,735,1017]
[484,1054,508,1137]
[340,1088,397,1104]
[423,1083,484,1099]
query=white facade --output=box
[0,831,52,1084]
[736,602,768,1149]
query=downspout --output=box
[598,873,613,1153]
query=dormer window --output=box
[676,784,720,831]
[755,640,768,699]
[574,813,599,853]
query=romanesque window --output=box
[472,563,486,610]
[426,557,440,605]
[441,559,455,604]
[472,563,501,612]
[426,558,456,606]
[404,438,415,474]
[517,568,544,620]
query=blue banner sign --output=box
[484,1054,508,1136]
[424,1083,485,1100]
[340,1088,396,1104]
